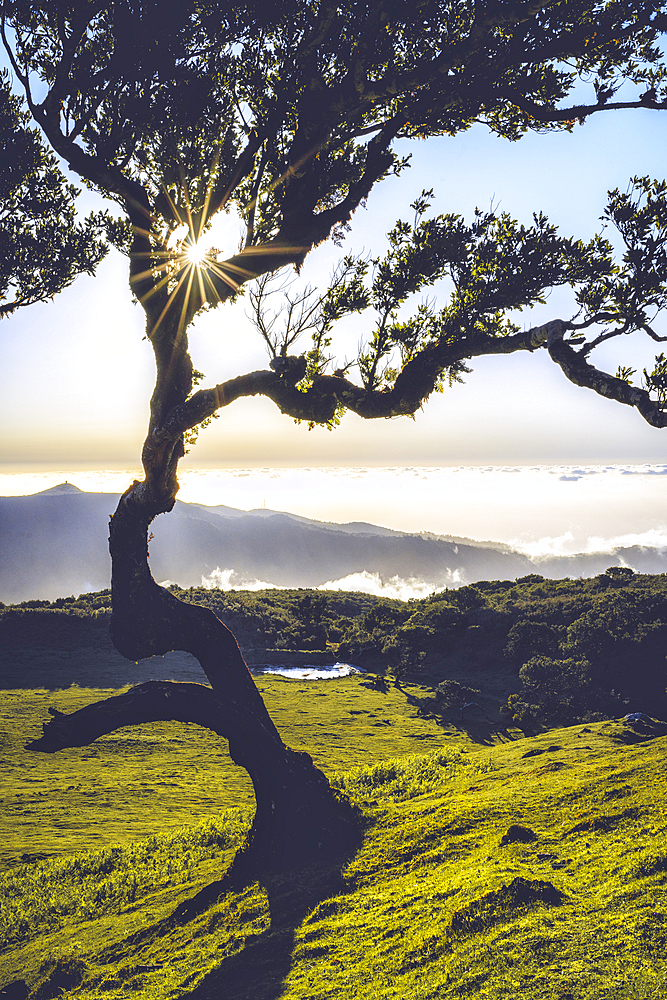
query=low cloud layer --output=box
[199,568,280,591]
[3,477,667,604]
[316,570,464,600]
[197,568,465,601]
[509,528,667,560]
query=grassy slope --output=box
[1,694,667,999]
[0,676,471,867]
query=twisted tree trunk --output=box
[29,477,360,875]
[23,166,366,875]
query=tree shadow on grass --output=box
[181,851,356,1000]
[392,678,514,746]
[437,718,505,746]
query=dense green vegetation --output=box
[2,716,667,999]
[4,568,667,728]
[2,577,667,997]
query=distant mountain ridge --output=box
[1,483,666,603]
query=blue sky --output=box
[2,91,667,470]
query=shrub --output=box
[435,679,481,707]
[519,656,592,698]
[504,621,561,663]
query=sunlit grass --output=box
[1,715,666,999]
[0,810,250,947]
[0,676,466,867]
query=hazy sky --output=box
[2,98,667,471]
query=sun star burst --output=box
[186,241,208,266]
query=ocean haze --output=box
[2,481,667,604]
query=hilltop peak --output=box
[36,483,84,496]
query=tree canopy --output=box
[3,1,667,495]
[0,70,107,317]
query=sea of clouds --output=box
[197,567,465,601]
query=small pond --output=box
[250,662,361,680]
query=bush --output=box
[504,621,561,663]
[435,679,481,707]
[519,655,592,698]
[502,693,541,729]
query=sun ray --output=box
[130,261,175,286]
[211,258,255,279]
[148,267,192,339]
[176,162,199,251]
[206,261,241,291]
[199,266,226,304]
[133,150,313,329]
[177,265,196,336]
[159,184,187,231]
[137,268,179,304]
[195,256,207,304]
[198,144,222,243]
[131,223,164,241]
[239,243,310,257]
[129,249,177,260]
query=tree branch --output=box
[27,678,360,873]
[154,319,573,439]
[502,91,666,124]
[313,126,397,237]
[206,130,266,222]
[0,15,32,107]
[547,333,667,428]
[27,680,284,757]
[3,20,159,308]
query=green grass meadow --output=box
[0,676,467,866]
[1,677,667,999]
